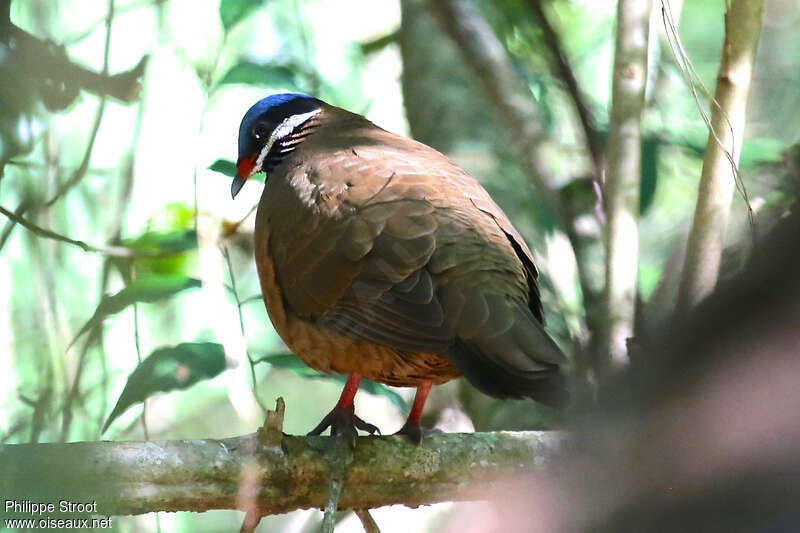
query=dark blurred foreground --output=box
[449,209,800,533]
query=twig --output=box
[192,33,227,237]
[258,397,285,447]
[64,0,159,44]
[222,203,259,238]
[239,511,261,533]
[355,510,381,533]
[42,0,115,208]
[0,421,26,443]
[524,0,603,178]
[31,367,53,444]
[426,0,556,206]
[0,200,31,251]
[60,331,98,442]
[222,245,267,411]
[0,204,175,257]
[133,299,150,440]
[57,3,118,440]
[321,437,352,533]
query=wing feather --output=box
[261,120,566,400]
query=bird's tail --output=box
[446,302,569,407]
[449,340,569,407]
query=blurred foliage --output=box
[72,275,202,343]
[219,61,301,90]
[256,353,408,411]
[102,341,227,433]
[1,0,799,530]
[219,0,264,32]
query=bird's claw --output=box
[308,404,380,447]
[393,421,441,445]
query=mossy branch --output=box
[0,431,563,517]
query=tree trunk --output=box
[600,0,653,369]
[676,0,765,311]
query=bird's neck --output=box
[267,106,382,172]
[263,113,323,172]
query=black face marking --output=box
[252,122,269,141]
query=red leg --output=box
[308,373,379,446]
[395,380,437,443]
[336,372,361,409]
[407,380,432,426]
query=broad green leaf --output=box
[219,0,262,31]
[257,353,409,411]
[71,275,202,345]
[218,62,298,89]
[102,342,227,432]
[209,159,265,183]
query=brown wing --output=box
[262,122,565,401]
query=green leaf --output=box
[113,214,198,279]
[257,353,409,411]
[354,378,409,411]
[209,159,265,183]
[209,159,236,177]
[71,275,202,346]
[102,342,227,433]
[219,0,262,31]
[218,62,298,89]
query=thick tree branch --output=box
[676,0,764,311]
[426,0,558,215]
[0,431,563,516]
[426,0,605,368]
[599,0,652,369]
[2,22,147,106]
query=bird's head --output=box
[232,92,323,198]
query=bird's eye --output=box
[252,123,269,141]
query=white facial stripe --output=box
[252,108,321,176]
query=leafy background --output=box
[1,0,799,531]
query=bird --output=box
[232,92,568,443]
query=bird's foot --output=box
[307,404,380,447]
[393,421,442,445]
